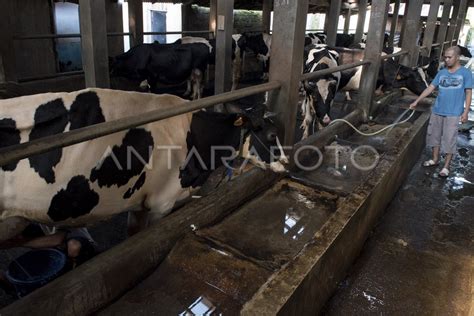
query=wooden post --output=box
[436,0,452,59]
[343,9,351,34]
[128,0,143,47]
[267,0,308,146]
[453,0,468,45]
[209,0,217,39]
[446,0,461,45]
[324,5,330,34]
[326,0,341,46]
[354,0,368,44]
[262,0,272,34]
[388,0,400,46]
[214,0,234,109]
[422,0,441,56]
[0,0,17,82]
[399,0,424,67]
[79,0,110,88]
[357,0,390,120]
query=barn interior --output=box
[0,0,473,315]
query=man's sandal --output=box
[423,159,438,167]
[439,168,449,178]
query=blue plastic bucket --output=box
[5,248,66,297]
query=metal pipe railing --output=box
[17,71,84,83]
[0,81,281,167]
[380,49,408,60]
[300,60,371,81]
[13,30,211,40]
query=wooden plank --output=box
[326,0,341,46]
[79,0,110,88]
[357,0,390,120]
[0,167,282,316]
[128,0,143,46]
[214,0,234,101]
[445,0,461,45]
[421,0,441,56]
[209,0,217,39]
[262,0,272,34]
[354,0,368,44]
[388,0,401,47]
[267,0,308,146]
[453,0,468,44]
[343,8,351,34]
[436,0,452,59]
[400,0,424,67]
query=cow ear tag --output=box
[234,116,244,127]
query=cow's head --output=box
[238,33,271,62]
[382,57,429,95]
[301,45,340,136]
[179,106,284,188]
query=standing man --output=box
[410,46,472,177]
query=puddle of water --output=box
[445,175,474,201]
[201,181,338,269]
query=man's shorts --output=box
[426,112,459,154]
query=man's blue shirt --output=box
[431,67,472,116]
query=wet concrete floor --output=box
[322,102,474,315]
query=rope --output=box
[329,109,415,136]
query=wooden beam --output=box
[354,0,368,44]
[445,0,461,44]
[453,0,469,44]
[388,0,401,46]
[79,0,110,88]
[400,0,424,67]
[326,0,341,46]
[343,8,351,34]
[214,0,234,105]
[128,0,143,46]
[357,0,390,120]
[436,0,452,59]
[421,0,441,56]
[0,0,17,82]
[262,0,272,34]
[267,0,308,146]
[209,0,217,39]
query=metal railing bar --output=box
[13,30,211,40]
[17,71,84,83]
[380,49,408,60]
[0,81,281,167]
[300,60,371,81]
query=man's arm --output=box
[409,84,436,109]
[462,89,472,123]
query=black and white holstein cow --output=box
[110,42,210,100]
[301,45,429,138]
[0,89,287,242]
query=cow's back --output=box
[0,88,191,226]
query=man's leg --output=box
[426,113,443,163]
[432,146,440,163]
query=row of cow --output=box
[109,32,272,99]
[1,31,463,244]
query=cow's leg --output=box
[231,55,242,91]
[191,69,203,100]
[127,209,150,236]
[0,217,30,245]
[183,80,192,97]
[345,91,352,101]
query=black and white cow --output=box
[301,45,340,138]
[301,45,429,138]
[0,89,287,242]
[232,32,272,89]
[110,42,210,99]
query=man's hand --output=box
[461,112,469,124]
[409,101,417,109]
